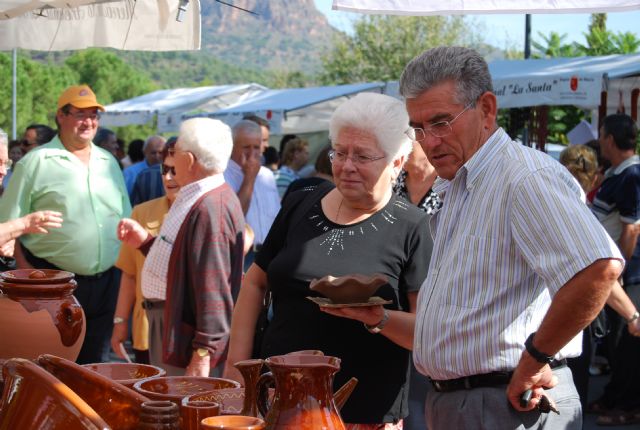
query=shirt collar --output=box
[432,127,506,195]
[606,154,640,177]
[45,135,110,161]
[177,172,225,197]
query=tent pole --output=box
[12,48,17,139]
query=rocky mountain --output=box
[199,0,337,73]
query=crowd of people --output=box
[0,46,639,429]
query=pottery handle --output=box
[61,302,83,326]
[256,371,274,419]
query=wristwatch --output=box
[113,316,127,324]
[364,309,390,334]
[196,348,209,358]
[627,311,640,324]
[524,332,554,364]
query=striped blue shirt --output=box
[414,128,622,380]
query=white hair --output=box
[329,92,412,161]
[178,118,233,174]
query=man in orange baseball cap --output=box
[0,84,131,364]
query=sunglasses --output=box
[161,164,176,176]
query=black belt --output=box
[142,299,165,310]
[75,270,110,281]
[430,359,567,393]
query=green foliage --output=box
[0,53,76,136]
[319,15,476,84]
[532,32,579,58]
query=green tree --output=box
[0,53,76,137]
[320,15,476,84]
[65,49,157,106]
[532,32,579,58]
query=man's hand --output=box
[185,351,211,377]
[506,352,558,412]
[628,317,640,337]
[117,218,149,249]
[241,151,261,180]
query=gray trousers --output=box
[146,306,224,377]
[425,366,582,430]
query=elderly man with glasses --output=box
[0,85,131,364]
[403,47,624,430]
[117,118,245,377]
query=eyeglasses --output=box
[0,159,12,169]
[328,149,385,165]
[65,111,101,122]
[408,103,474,141]
[161,164,176,176]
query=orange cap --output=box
[57,85,105,111]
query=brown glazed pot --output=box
[257,354,347,430]
[83,362,166,388]
[0,269,85,361]
[38,354,150,430]
[181,399,221,430]
[200,415,266,430]
[0,358,110,430]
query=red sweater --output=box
[161,183,245,368]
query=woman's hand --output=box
[319,305,385,327]
[22,210,63,234]
[117,218,149,249]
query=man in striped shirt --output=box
[401,46,623,429]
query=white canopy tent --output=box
[100,84,267,133]
[0,0,201,51]
[189,82,387,134]
[1,0,202,138]
[332,0,640,15]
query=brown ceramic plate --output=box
[306,296,392,308]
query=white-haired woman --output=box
[224,93,433,429]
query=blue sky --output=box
[313,0,640,50]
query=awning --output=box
[193,82,387,134]
[100,84,267,132]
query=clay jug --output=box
[256,355,348,430]
[0,269,85,361]
[233,359,264,417]
[0,358,110,430]
[38,354,150,430]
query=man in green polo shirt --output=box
[0,84,131,364]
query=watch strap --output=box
[364,309,389,334]
[524,332,554,364]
